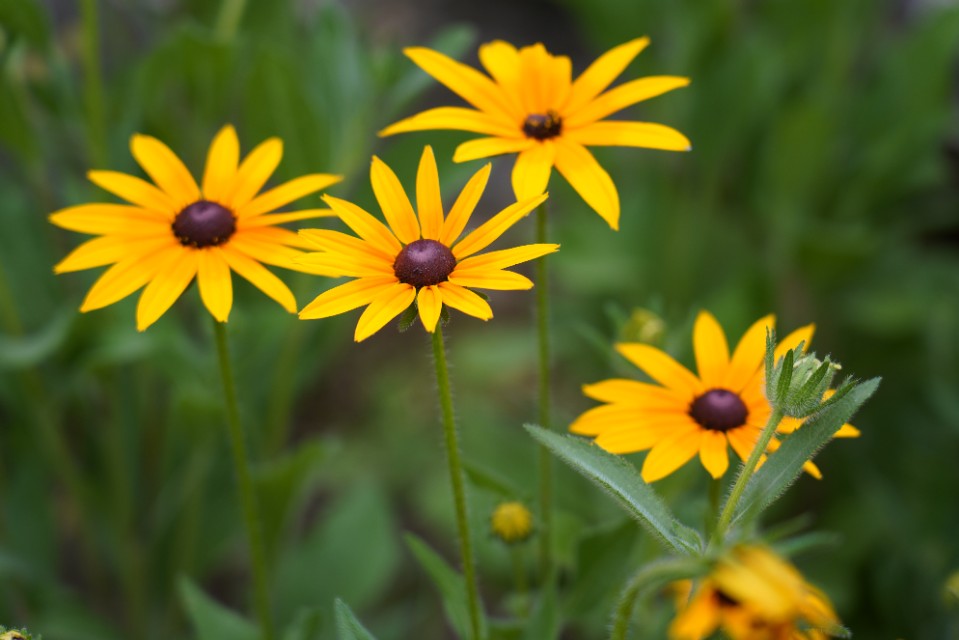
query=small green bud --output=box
[765,330,841,418]
[619,308,665,345]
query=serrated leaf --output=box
[397,303,418,333]
[731,378,880,526]
[178,577,258,640]
[524,425,702,556]
[333,599,377,640]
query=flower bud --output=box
[490,501,534,544]
[764,330,841,418]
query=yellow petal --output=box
[370,156,420,244]
[699,431,730,479]
[615,342,703,400]
[402,47,516,120]
[202,125,240,202]
[564,121,691,151]
[197,248,233,323]
[299,276,397,320]
[581,379,687,408]
[478,40,524,115]
[80,245,179,312]
[452,192,548,259]
[456,243,558,272]
[294,252,393,278]
[453,137,535,163]
[297,228,395,263]
[223,137,282,209]
[322,195,402,257]
[135,250,198,331]
[353,282,416,342]
[835,424,860,438]
[511,142,556,201]
[219,245,296,312]
[437,281,492,320]
[553,139,619,229]
[416,146,444,241]
[514,44,571,113]
[668,585,722,640]
[564,76,690,127]
[693,310,730,388]
[239,209,336,228]
[130,134,200,207]
[776,323,816,358]
[448,268,532,290]
[594,418,684,454]
[227,234,304,270]
[50,204,171,235]
[641,427,701,482]
[380,106,520,138]
[727,426,765,466]
[565,37,650,114]
[417,285,442,332]
[87,170,178,216]
[242,226,314,249]
[237,173,342,219]
[570,403,678,436]
[55,235,174,273]
[725,314,775,392]
[440,163,491,245]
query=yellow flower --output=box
[297,146,557,341]
[51,125,342,330]
[380,39,690,230]
[570,311,859,482]
[670,546,843,640]
[490,501,534,544]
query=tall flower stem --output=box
[713,408,785,544]
[214,0,248,42]
[431,326,483,640]
[609,558,705,640]
[534,202,554,577]
[213,320,275,640]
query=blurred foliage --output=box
[0,0,957,639]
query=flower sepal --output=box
[765,330,843,418]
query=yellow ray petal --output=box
[581,378,687,408]
[727,426,765,466]
[322,195,402,256]
[402,47,516,120]
[564,76,690,127]
[294,252,394,278]
[776,323,816,358]
[370,156,420,244]
[242,225,314,249]
[440,163,491,246]
[725,314,775,392]
[448,268,532,290]
[223,137,283,209]
[835,424,860,438]
[453,137,535,163]
[220,245,297,312]
[239,209,336,228]
[416,146,444,240]
[299,276,397,320]
[565,37,650,114]
[135,250,198,331]
[564,121,691,151]
[237,173,342,219]
[478,40,524,114]
[593,419,683,454]
[693,310,730,388]
[197,248,233,323]
[570,404,682,436]
[456,243,558,272]
[452,192,548,259]
[668,584,722,640]
[699,431,730,479]
[417,285,442,332]
[641,427,701,482]
[511,142,556,201]
[517,44,550,114]
[354,282,416,342]
[298,229,395,263]
[544,53,572,113]
[50,204,171,235]
[437,281,492,320]
[202,125,240,203]
[615,342,703,400]
[553,139,620,229]
[130,134,200,207]
[80,245,180,312]
[87,170,178,216]
[227,235,304,270]
[380,107,520,138]
[54,235,175,273]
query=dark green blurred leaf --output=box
[522,582,559,640]
[0,309,72,370]
[405,533,482,639]
[178,576,258,640]
[282,607,325,640]
[563,519,636,618]
[464,460,522,499]
[333,599,377,640]
[0,0,50,49]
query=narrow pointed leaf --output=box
[334,599,378,640]
[179,577,258,640]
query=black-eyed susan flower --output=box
[297,146,558,341]
[491,501,534,544]
[50,125,342,330]
[570,311,859,483]
[380,39,690,230]
[670,545,843,640]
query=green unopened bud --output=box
[620,308,665,345]
[764,330,841,418]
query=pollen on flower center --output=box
[393,239,456,288]
[172,200,236,248]
[689,389,748,432]
[522,111,562,140]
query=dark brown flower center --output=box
[689,389,748,432]
[522,111,562,140]
[393,239,456,288]
[172,200,236,248]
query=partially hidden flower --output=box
[570,311,859,483]
[296,146,557,341]
[380,39,690,230]
[670,545,844,640]
[51,125,342,330]
[490,501,534,544]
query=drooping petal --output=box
[564,37,650,114]
[416,146,444,240]
[511,142,556,201]
[196,248,233,323]
[239,209,336,228]
[440,163,491,245]
[725,314,775,392]
[380,107,521,138]
[299,276,397,320]
[552,138,620,229]
[453,137,535,163]
[417,285,442,332]
[616,342,703,400]
[456,243,558,272]
[581,378,688,408]
[223,137,283,209]
[565,76,690,127]
[641,427,702,482]
[87,171,178,216]
[50,204,172,235]
[130,134,200,207]
[135,251,199,331]
[370,156,420,244]
[693,310,730,388]
[353,282,416,342]
[322,195,402,256]
[236,173,342,219]
[202,125,240,203]
[452,193,548,259]
[220,245,297,312]
[80,245,180,312]
[54,235,174,273]
[402,47,516,120]
[699,431,730,479]
[564,121,691,151]
[448,268,532,290]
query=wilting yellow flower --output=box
[380,39,689,230]
[570,311,859,482]
[51,126,341,330]
[490,501,534,544]
[297,146,557,341]
[670,546,844,640]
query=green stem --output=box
[213,320,275,640]
[431,326,483,640]
[79,0,106,166]
[705,478,721,538]
[214,0,248,42]
[713,408,785,544]
[534,202,553,578]
[609,559,704,640]
[510,545,529,615]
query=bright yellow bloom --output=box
[297,146,557,341]
[51,125,341,330]
[570,311,859,483]
[670,546,843,640]
[490,501,534,544]
[380,39,690,230]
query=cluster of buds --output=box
[764,330,848,419]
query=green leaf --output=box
[463,460,522,499]
[0,310,73,370]
[178,577,258,640]
[522,582,559,640]
[333,599,377,640]
[563,519,637,618]
[731,377,881,526]
[282,607,325,640]
[524,425,702,555]
[396,303,418,333]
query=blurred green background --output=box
[1,0,958,638]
